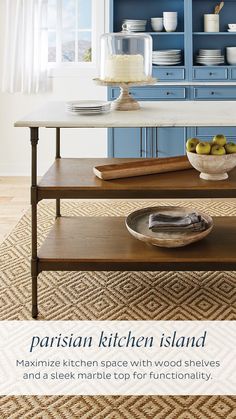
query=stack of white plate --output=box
[122,19,147,32]
[66,101,111,115]
[152,49,182,66]
[196,49,225,66]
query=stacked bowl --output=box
[196,49,224,66]
[163,12,178,32]
[226,47,236,65]
[151,17,163,32]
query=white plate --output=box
[123,19,147,22]
[196,61,224,64]
[199,49,221,53]
[153,49,181,54]
[153,62,181,66]
[198,55,224,58]
[197,56,224,60]
[197,56,224,59]
[66,100,110,108]
[152,60,181,64]
[152,54,181,57]
[196,58,224,62]
[152,56,181,60]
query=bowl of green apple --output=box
[186,135,236,181]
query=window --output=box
[48,0,106,69]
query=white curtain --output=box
[2,0,48,94]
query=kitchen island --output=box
[15,101,236,318]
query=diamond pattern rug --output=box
[0,200,235,418]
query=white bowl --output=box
[163,12,178,18]
[227,57,236,65]
[226,47,236,64]
[151,18,163,31]
[164,21,178,32]
[151,17,163,22]
[226,47,236,52]
[187,151,236,181]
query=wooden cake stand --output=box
[93,78,157,111]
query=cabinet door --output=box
[108,127,187,158]
[108,128,142,158]
[157,128,187,158]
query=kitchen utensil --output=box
[93,155,191,180]
[214,1,224,14]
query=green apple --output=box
[225,142,236,154]
[186,137,200,152]
[211,144,226,156]
[196,142,211,155]
[212,134,227,147]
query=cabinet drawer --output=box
[193,68,228,80]
[195,127,236,137]
[153,67,185,80]
[110,87,186,100]
[193,87,236,100]
[230,68,236,80]
[133,87,186,100]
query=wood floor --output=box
[0,177,30,244]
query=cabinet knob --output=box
[211,91,215,95]
[166,72,171,76]
[166,91,171,95]
[209,72,213,76]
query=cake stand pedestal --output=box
[94,78,157,111]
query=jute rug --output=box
[0,200,235,418]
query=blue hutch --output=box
[108,0,236,158]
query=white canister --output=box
[204,14,220,32]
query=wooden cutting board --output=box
[93,156,192,180]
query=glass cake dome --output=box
[100,31,153,83]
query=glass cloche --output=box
[100,31,153,83]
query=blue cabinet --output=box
[109,127,187,158]
[108,128,142,158]
[108,87,188,158]
[193,86,236,100]
[109,0,236,158]
[153,68,185,81]
[193,68,228,81]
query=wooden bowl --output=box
[125,206,213,248]
[187,151,236,181]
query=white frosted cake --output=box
[103,54,146,82]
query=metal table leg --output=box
[31,127,39,318]
[56,128,61,218]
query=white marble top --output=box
[15,101,236,128]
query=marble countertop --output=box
[15,101,236,128]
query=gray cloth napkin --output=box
[149,212,206,233]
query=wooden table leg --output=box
[56,128,61,218]
[31,128,39,318]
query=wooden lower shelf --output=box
[38,158,236,200]
[38,216,236,272]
